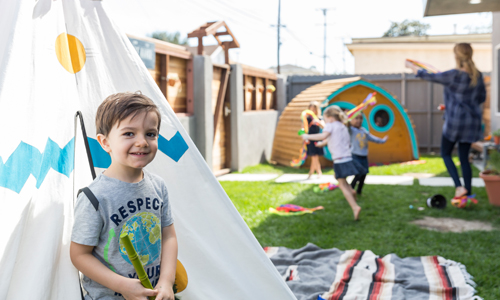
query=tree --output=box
[383,20,430,37]
[150,31,188,45]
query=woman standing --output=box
[406,43,486,198]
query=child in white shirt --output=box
[302,105,366,220]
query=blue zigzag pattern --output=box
[0,132,188,194]
[0,138,75,194]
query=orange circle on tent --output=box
[55,33,86,74]
[174,259,188,293]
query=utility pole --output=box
[317,8,334,75]
[278,0,281,74]
[271,0,286,74]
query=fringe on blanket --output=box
[439,258,483,300]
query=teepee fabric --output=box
[0,1,296,299]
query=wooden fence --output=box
[136,36,194,115]
[212,63,231,172]
[242,65,277,111]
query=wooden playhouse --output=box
[272,77,419,167]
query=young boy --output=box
[349,114,388,195]
[70,92,178,300]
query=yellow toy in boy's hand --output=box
[120,232,156,300]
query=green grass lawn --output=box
[238,155,481,177]
[220,181,500,298]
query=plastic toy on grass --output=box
[290,109,321,167]
[451,195,478,208]
[313,182,338,193]
[269,204,324,216]
[426,194,447,209]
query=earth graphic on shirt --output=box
[119,212,161,266]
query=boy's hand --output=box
[155,285,175,300]
[120,278,158,300]
[382,135,388,142]
[301,134,309,140]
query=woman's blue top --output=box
[417,69,486,143]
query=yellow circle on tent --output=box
[55,33,86,74]
[174,259,188,293]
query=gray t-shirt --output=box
[72,170,173,299]
[350,126,385,156]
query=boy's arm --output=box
[366,131,388,144]
[70,242,158,299]
[302,131,330,141]
[155,224,178,300]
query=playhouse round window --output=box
[369,104,394,132]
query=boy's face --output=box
[351,115,363,128]
[98,111,159,174]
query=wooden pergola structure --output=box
[187,21,239,64]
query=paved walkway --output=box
[217,173,485,187]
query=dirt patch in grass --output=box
[411,216,495,233]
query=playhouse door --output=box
[212,64,231,174]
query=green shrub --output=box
[487,150,500,175]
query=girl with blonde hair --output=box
[406,43,486,198]
[302,105,366,220]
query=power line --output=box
[201,0,276,36]
[207,0,269,25]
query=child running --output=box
[349,114,388,195]
[70,92,177,300]
[306,101,325,179]
[302,105,366,220]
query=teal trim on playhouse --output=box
[369,104,395,133]
[321,79,419,160]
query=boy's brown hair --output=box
[96,91,161,136]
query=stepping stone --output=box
[363,175,414,185]
[217,174,279,181]
[274,174,414,185]
[274,174,334,184]
[419,177,484,187]
[403,173,434,179]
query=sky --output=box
[102,0,492,74]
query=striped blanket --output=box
[265,244,481,300]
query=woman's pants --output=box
[441,135,472,195]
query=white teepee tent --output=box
[0,1,296,299]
